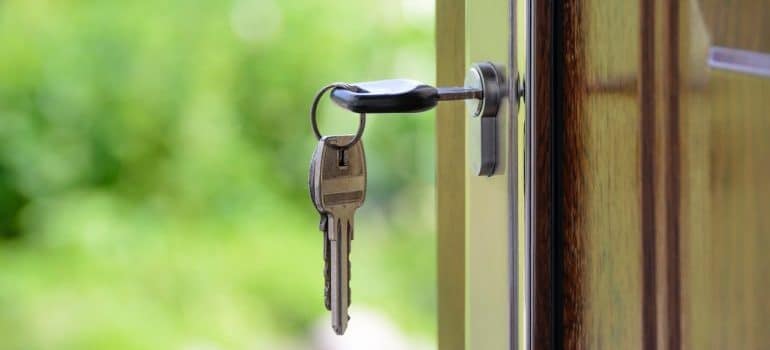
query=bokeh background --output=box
[0,0,436,348]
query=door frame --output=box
[436,0,522,348]
[436,0,467,348]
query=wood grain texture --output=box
[436,0,465,348]
[562,1,647,348]
[555,0,586,349]
[640,0,658,348]
[531,0,770,348]
[528,0,554,349]
[533,0,668,348]
[697,0,770,53]
[679,1,770,348]
[661,2,681,349]
[532,1,649,348]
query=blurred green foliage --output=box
[0,0,436,348]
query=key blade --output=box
[328,212,352,335]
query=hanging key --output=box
[304,61,514,335]
[309,135,366,335]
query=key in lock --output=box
[306,61,520,336]
[329,61,515,176]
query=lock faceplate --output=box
[465,62,506,177]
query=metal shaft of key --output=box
[330,80,484,114]
[436,87,483,101]
[328,211,352,335]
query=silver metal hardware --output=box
[437,86,484,101]
[309,135,367,336]
[709,46,770,78]
[465,61,507,176]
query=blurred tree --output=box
[0,0,436,348]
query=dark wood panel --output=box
[561,0,648,348]
[532,0,647,348]
[530,0,770,349]
[528,0,554,348]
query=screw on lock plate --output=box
[328,61,507,176]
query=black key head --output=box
[330,79,439,114]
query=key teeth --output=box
[348,218,354,241]
[333,323,347,336]
[321,215,332,311]
[347,223,352,307]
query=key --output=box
[323,62,509,177]
[330,79,482,114]
[310,135,366,335]
[309,142,332,310]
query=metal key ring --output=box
[310,83,366,149]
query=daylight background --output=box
[0,0,436,348]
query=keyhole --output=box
[337,149,348,167]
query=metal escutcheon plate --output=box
[465,61,506,176]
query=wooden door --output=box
[528,0,770,349]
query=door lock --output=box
[328,61,511,176]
